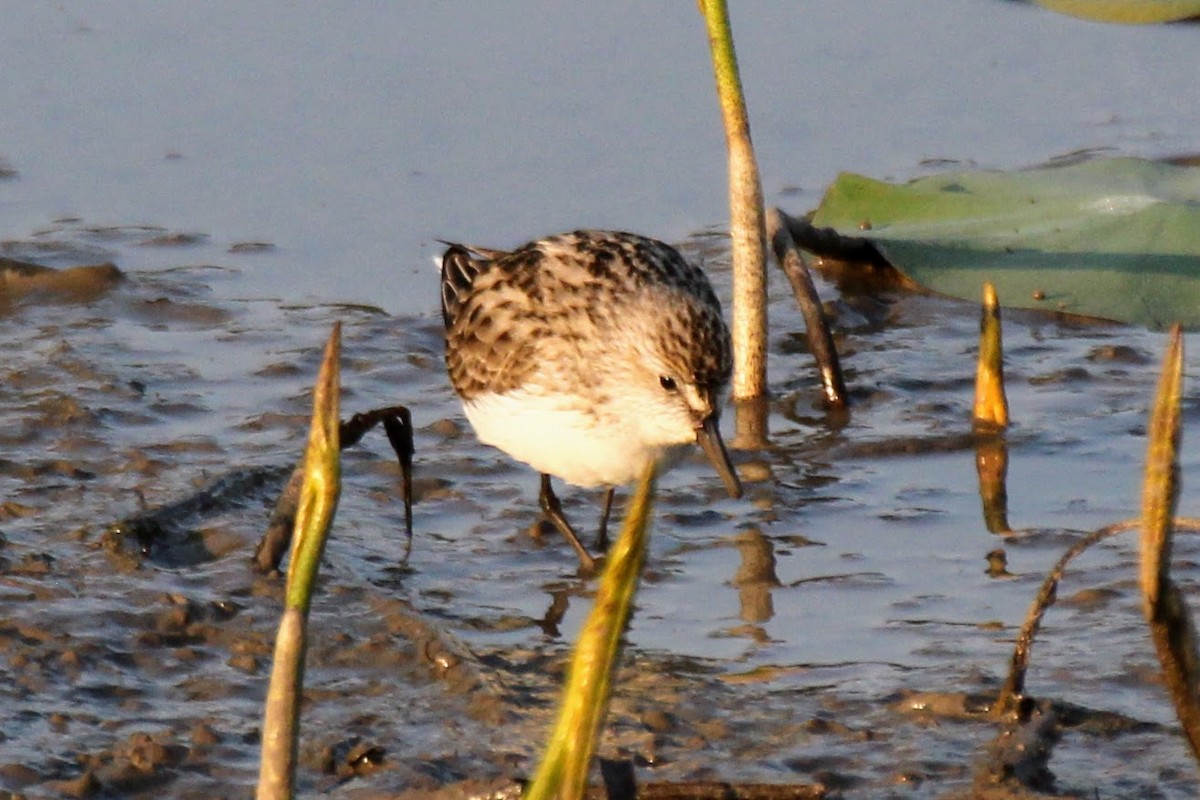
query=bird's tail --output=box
[439,241,494,328]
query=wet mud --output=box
[1,224,1198,799]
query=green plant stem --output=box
[525,463,657,800]
[1139,324,1200,764]
[698,0,768,420]
[257,323,343,800]
[973,282,1009,432]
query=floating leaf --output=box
[1033,0,1200,23]
[811,157,1200,329]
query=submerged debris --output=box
[0,256,123,306]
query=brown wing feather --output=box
[440,230,730,401]
[441,243,546,398]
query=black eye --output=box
[659,376,677,392]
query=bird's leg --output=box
[538,473,597,574]
[595,487,616,551]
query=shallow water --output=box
[4,2,1198,312]
[4,235,1199,798]
[4,2,1200,799]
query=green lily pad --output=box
[1033,0,1200,24]
[810,157,1200,329]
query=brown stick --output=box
[773,208,889,267]
[591,781,827,800]
[254,404,414,574]
[994,516,1200,719]
[993,519,1138,718]
[766,207,848,409]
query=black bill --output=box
[696,414,743,499]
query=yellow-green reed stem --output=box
[973,282,1009,432]
[1139,324,1200,764]
[525,463,657,800]
[1142,324,1184,608]
[698,0,768,413]
[257,323,343,800]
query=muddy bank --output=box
[0,234,1196,799]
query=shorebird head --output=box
[611,290,743,498]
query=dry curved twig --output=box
[995,514,1200,718]
[254,405,413,573]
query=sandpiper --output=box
[440,229,742,572]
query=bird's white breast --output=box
[463,389,681,488]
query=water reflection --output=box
[985,547,1012,578]
[975,435,1011,534]
[538,587,571,637]
[732,528,780,625]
